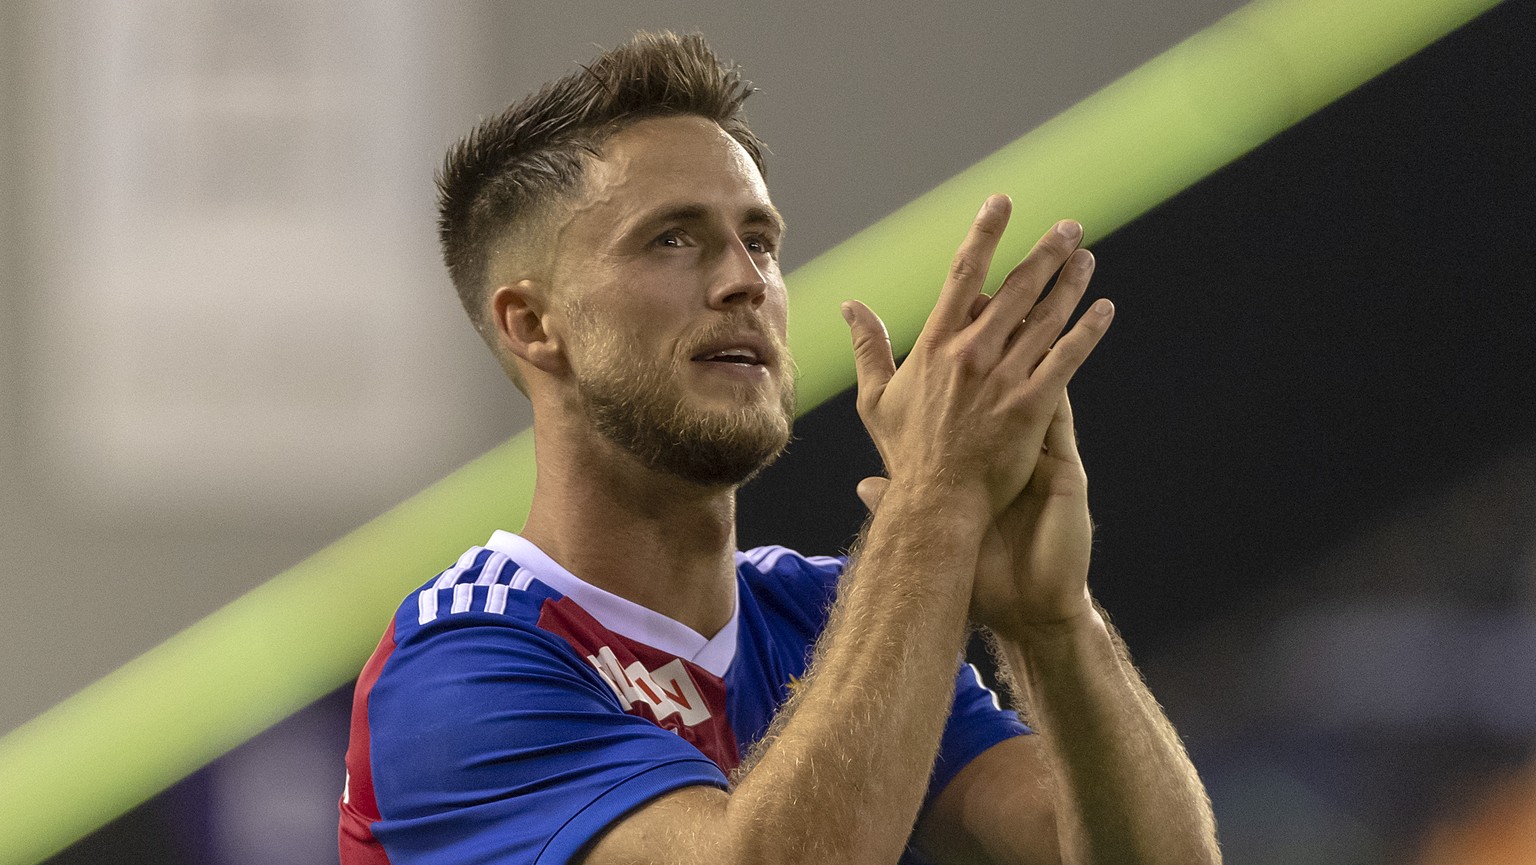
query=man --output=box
[340,31,1220,865]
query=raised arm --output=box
[977,393,1221,865]
[854,237,1220,863]
[579,196,1112,865]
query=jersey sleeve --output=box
[742,548,1030,807]
[928,662,1031,808]
[365,613,728,865]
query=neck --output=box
[519,415,740,638]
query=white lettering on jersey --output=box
[587,646,711,726]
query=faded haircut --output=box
[435,31,767,386]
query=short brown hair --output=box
[436,31,767,373]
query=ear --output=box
[490,280,567,377]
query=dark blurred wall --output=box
[739,3,1535,861]
[742,0,1535,649]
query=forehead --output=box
[573,115,775,229]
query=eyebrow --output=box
[632,203,787,238]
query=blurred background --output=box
[0,1,1531,863]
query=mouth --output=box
[689,336,775,370]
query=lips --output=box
[696,347,761,365]
[690,334,776,368]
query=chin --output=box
[576,353,795,487]
[659,406,792,487]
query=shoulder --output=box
[364,544,696,784]
[356,546,730,863]
[373,545,601,703]
[736,545,847,627]
[737,545,846,579]
[385,545,562,647]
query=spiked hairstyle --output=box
[436,31,766,386]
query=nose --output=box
[708,237,769,310]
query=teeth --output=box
[707,348,757,362]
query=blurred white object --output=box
[28,0,482,517]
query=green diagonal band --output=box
[0,0,1502,862]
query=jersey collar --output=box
[484,530,741,678]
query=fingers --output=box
[1000,248,1097,369]
[842,299,897,402]
[923,195,1013,337]
[971,219,1083,345]
[856,476,889,512]
[1029,298,1115,393]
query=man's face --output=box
[548,115,795,486]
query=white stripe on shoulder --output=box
[743,546,841,574]
[416,548,542,624]
[485,566,534,616]
[745,546,789,571]
[450,582,474,614]
[511,566,535,591]
[436,547,483,589]
[751,546,784,565]
[483,562,528,616]
[485,583,510,617]
[417,547,485,625]
[416,587,436,627]
[475,553,510,586]
[453,553,509,613]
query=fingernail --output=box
[980,194,1009,216]
[1057,220,1082,241]
[1090,298,1113,316]
[841,302,855,324]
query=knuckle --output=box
[1012,398,1052,427]
[852,331,892,362]
[948,254,984,284]
[915,331,945,353]
[854,390,877,417]
[1042,233,1077,258]
[947,338,986,373]
[1044,346,1089,380]
[992,282,1032,312]
[1034,302,1069,331]
[971,218,1003,238]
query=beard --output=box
[568,310,796,487]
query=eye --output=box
[743,234,778,255]
[653,229,689,248]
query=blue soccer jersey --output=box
[340,531,1028,865]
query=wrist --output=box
[879,472,992,525]
[990,600,1105,648]
[857,480,988,604]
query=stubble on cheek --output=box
[564,304,795,486]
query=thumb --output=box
[842,300,897,397]
[856,476,890,513]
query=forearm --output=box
[726,483,983,865]
[994,610,1219,865]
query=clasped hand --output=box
[842,195,1112,635]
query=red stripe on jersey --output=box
[339,619,397,865]
[537,597,740,774]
